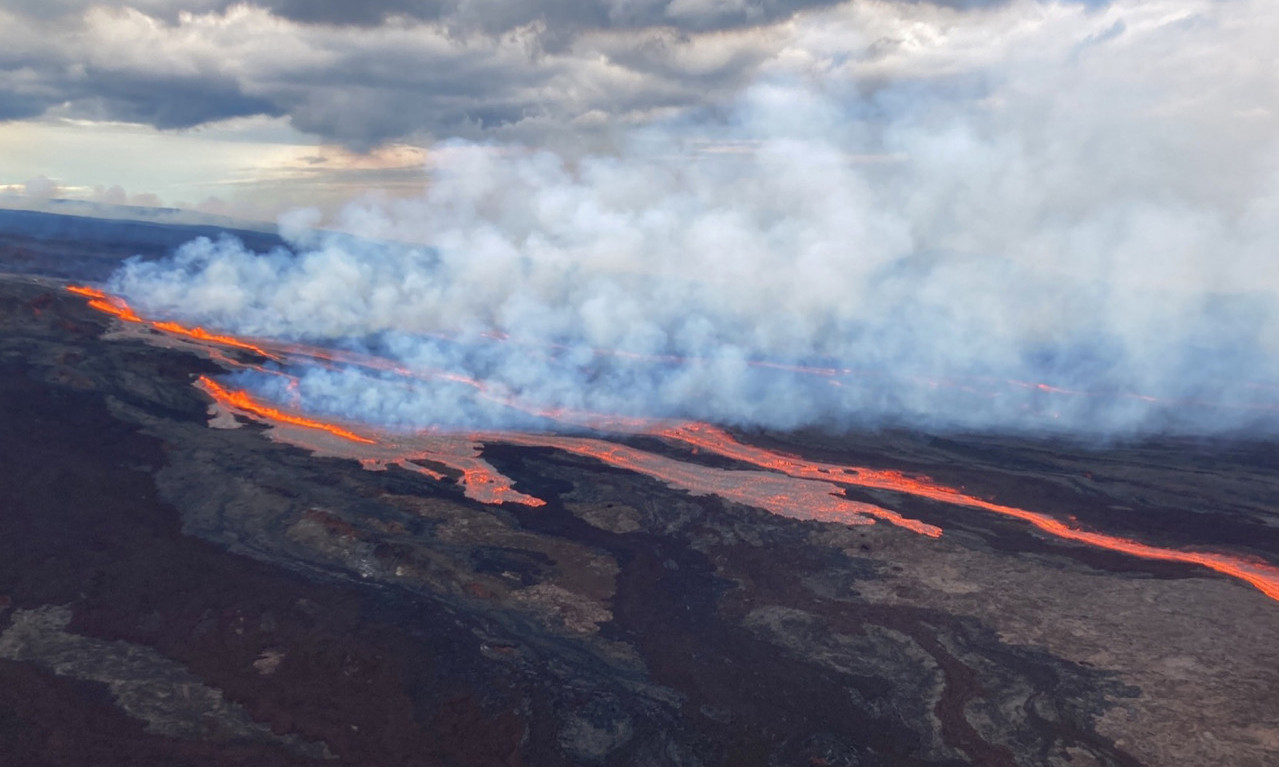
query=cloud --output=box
[23,175,61,199]
[74,72,284,130]
[0,1,1102,148]
[11,0,850,32]
[104,0,1279,437]
[1,3,736,147]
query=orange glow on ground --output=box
[198,375,376,445]
[67,285,108,299]
[85,298,143,323]
[70,285,143,323]
[486,432,940,536]
[197,373,546,507]
[152,321,276,359]
[67,283,1279,602]
[454,464,547,506]
[68,285,274,358]
[654,423,1279,601]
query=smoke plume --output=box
[108,0,1279,436]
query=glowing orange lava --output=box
[152,321,276,359]
[191,369,917,526]
[69,285,144,323]
[653,423,1279,601]
[197,372,547,507]
[67,285,274,358]
[66,285,108,299]
[198,375,376,445]
[454,463,547,506]
[486,432,940,536]
[67,282,1279,602]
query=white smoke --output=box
[109,0,1279,436]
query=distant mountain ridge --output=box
[0,207,287,281]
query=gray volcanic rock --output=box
[1,243,1279,766]
[0,605,331,759]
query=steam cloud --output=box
[109,0,1279,436]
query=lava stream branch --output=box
[67,284,1279,603]
[198,376,376,444]
[655,423,1279,601]
[68,285,278,359]
[479,432,940,537]
[199,373,546,507]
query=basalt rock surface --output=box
[2,269,1278,766]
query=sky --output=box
[7,0,1279,435]
[0,0,1207,221]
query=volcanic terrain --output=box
[2,215,1278,766]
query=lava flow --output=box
[67,284,143,323]
[68,285,276,359]
[655,423,1279,601]
[198,374,547,507]
[198,375,375,444]
[194,372,911,524]
[483,432,941,536]
[68,284,1279,603]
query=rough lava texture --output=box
[2,260,1279,765]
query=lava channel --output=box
[654,422,1279,602]
[68,285,277,359]
[69,284,1279,603]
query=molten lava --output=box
[69,286,144,323]
[198,375,375,445]
[66,285,108,299]
[197,372,547,507]
[152,322,276,359]
[68,283,1279,603]
[654,423,1279,601]
[487,432,941,536]
[68,285,275,358]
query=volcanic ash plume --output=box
[108,1,1279,436]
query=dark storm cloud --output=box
[0,24,284,129]
[6,0,849,32]
[0,0,803,146]
[257,0,447,27]
[0,0,1112,148]
[0,0,814,148]
[0,99,45,122]
[73,71,285,129]
[260,0,850,36]
[222,0,1101,32]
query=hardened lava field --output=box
[2,262,1279,766]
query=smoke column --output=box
[107,0,1279,436]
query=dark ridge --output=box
[0,208,287,280]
